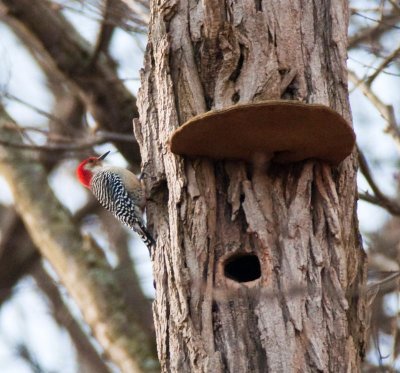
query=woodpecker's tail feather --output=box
[136,225,156,255]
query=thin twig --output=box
[0,138,104,152]
[349,70,400,146]
[353,12,400,30]
[358,147,400,216]
[0,129,136,153]
[0,105,159,372]
[89,0,117,67]
[366,44,400,85]
[2,92,67,126]
[348,56,400,78]
[17,126,135,143]
[388,0,400,15]
[349,12,400,49]
[52,1,147,31]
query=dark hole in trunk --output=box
[224,253,261,283]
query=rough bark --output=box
[136,0,367,372]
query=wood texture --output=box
[136,0,367,371]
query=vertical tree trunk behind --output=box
[135,0,367,371]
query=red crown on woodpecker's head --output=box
[76,151,110,188]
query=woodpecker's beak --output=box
[97,151,110,161]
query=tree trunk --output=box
[135,0,367,371]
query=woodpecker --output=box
[76,151,155,254]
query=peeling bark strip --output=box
[136,0,367,371]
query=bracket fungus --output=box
[170,100,355,165]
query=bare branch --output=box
[32,264,111,373]
[0,0,141,168]
[89,0,117,67]
[15,344,43,373]
[352,12,400,30]
[120,0,149,24]
[349,12,400,49]
[348,56,400,78]
[0,123,136,153]
[358,147,400,216]
[100,210,154,336]
[349,69,400,146]
[52,0,148,31]
[366,44,400,85]
[1,92,67,127]
[0,107,158,372]
[388,0,400,15]
[0,206,40,306]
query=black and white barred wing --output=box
[90,170,155,250]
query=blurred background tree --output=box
[0,0,398,372]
